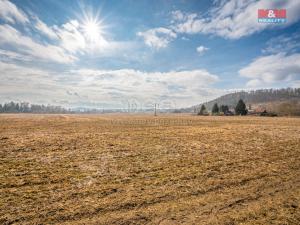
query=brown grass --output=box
[0,114,300,224]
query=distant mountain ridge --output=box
[191,88,300,111]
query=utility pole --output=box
[154,103,158,116]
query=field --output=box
[0,114,300,225]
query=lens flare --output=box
[82,19,102,42]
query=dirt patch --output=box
[0,115,299,224]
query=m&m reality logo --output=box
[258,9,286,23]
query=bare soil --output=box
[0,114,299,224]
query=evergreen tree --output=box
[235,99,247,115]
[212,103,219,114]
[198,105,206,115]
[220,105,229,113]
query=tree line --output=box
[0,102,70,114]
[202,88,300,110]
[198,99,247,116]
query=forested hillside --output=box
[197,88,300,110]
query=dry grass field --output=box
[0,114,300,225]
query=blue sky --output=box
[0,0,300,109]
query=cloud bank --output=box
[239,53,300,88]
[138,0,300,48]
[0,61,221,108]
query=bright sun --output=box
[83,20,102,42]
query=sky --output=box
[0,0,300,109]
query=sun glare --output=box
[82,19,102,42]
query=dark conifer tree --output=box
[235,99,247,115]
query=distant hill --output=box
[186,88,300,115]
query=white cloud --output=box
[138,0,300,48]
[0,1,222,108]
[262,32,300,55]
[0,0,29,24]
[239,53,300,87]
[55,19,117,55]
[34,18,59,40]
[0,24,76,63]
[0,1,126,63]
[0,61,220,108]
[0,16,135,65]
[55,20,86,54]
[60,68,220,107]
[0,61,61,103]
[196,45,209,55]
[0,61,52,84]
[171,10,185,22]
[171,12,198,33]
[0,49,33,61]
[173,0,300,39]
[72,68,218,88]
[290,80,300,88]
[137,27,177,49]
